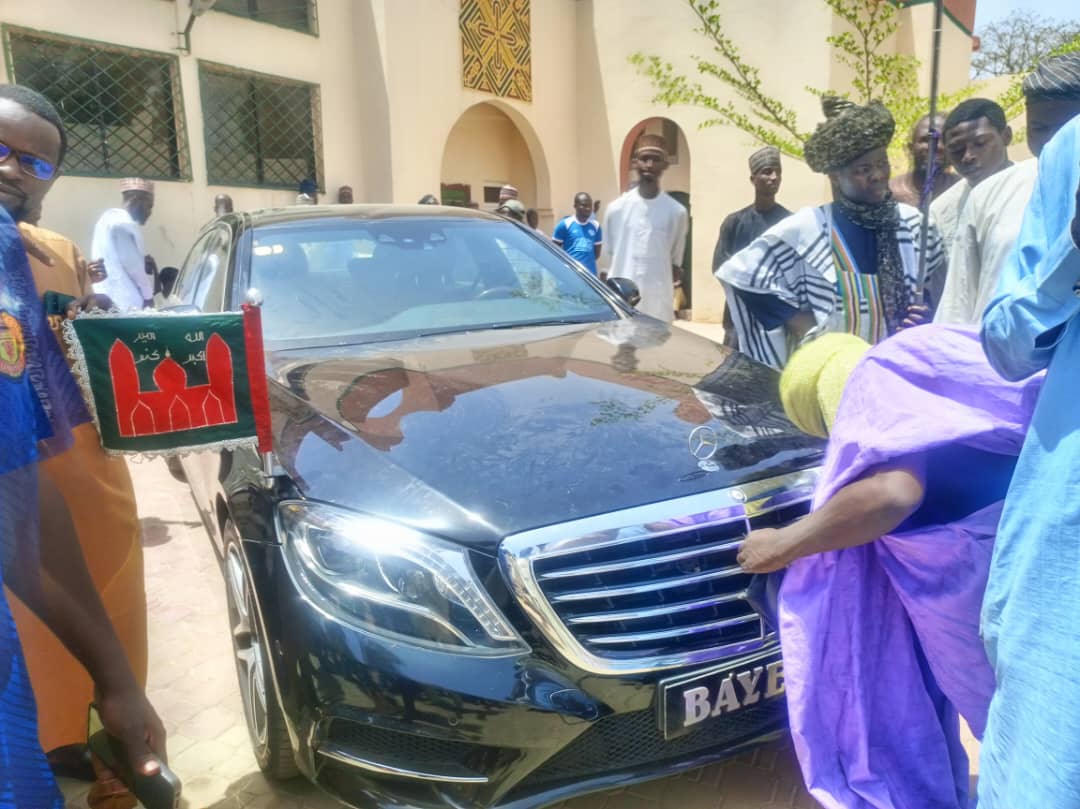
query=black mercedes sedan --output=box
[170,205,823,809]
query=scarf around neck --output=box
[833,193,909,334]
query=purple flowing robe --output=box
[778,324,1043,809]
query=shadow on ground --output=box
[140,515,201,547]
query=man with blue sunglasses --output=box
[0,83,162,808]
[0,97,61,224]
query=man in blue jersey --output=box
[553,192,603,276]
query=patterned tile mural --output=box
[460,0,532,102]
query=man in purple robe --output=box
[737,325,1041,809]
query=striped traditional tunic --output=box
[716,202,946,369]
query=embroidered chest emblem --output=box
[0,311,26,379]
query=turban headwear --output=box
[804,97,896,174]
[634,133,669,157]
[499,184,519,201]
[119,177,154,195]
[779,333,871,438]
[748,146,782,174]
[1023,52,1080,101]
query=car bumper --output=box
[244,541,788,809]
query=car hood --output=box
[267,317,822,549]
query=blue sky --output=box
[975,0,1079,29]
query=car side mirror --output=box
[606,277,641,307]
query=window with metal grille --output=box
[199,62,322,190]
[3,26,190,180]
[212,0,318,35]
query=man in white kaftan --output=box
[91,178,155,311]
[929,99,1013,257]
[935,161,1038,324]
[937,54,1080,324]
[601,134,688,323]
[924,99,1012,309]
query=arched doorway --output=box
[619,118,693,313]
[440,102,549,227]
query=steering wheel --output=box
[475,286,520,300]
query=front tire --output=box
[223,525,298,779]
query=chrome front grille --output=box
[500,469,818,675]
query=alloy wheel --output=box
[226,543,269,749]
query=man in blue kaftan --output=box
[980,113,1080,807]
[0,191,164,804]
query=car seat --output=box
[251,244,315,337]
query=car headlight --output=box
[278,501,527,655]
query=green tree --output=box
[987,30,1080,144]
[972,10,1080,78]
[630,0,974,166]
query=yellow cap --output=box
[779,333,871,438]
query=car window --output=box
[175,228,231,311]
[246,218,619,345]
[301,238,375,272]
[496,237,559,298]
[173,230,216,305]
[195,230,233,312]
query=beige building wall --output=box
[1,0,976,323]
[582,0,974,322]
[441,104,538,214]
[897,2,975,96]
[581,0,839,322]
[372,0,579,234]
[0,0,367,268]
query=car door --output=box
[174,226,234,539]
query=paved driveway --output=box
[59,456,819,809]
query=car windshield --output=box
[245,216,620,345]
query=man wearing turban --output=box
[712,146,792,348]
[937,52,1080,324]
[978,82,1080,806]
[717,97,946,369]
[737,325,1041,808]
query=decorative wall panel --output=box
[460,0,531,102]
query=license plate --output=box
[657,649,785,739]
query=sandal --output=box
[86,753,137,809]
[46,744,95,783]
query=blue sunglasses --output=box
[0,141,57,181]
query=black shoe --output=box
[47,743,96,782]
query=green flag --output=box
[65,309,271,456]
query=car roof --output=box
[229,204,506,229]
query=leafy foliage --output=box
[630,0,994,166]
[972,10,1080,78]
[628,0,808,159]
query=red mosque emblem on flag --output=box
[109,333,238,437]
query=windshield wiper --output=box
[484,318,602,330]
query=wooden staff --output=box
[916,0,946,297]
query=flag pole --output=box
[916,0,946,297]
[242,288,274,486]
